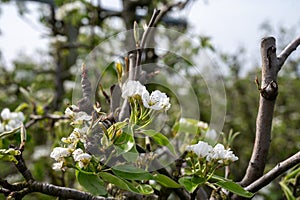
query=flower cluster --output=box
[122,80,171,111]
[186,141,238,164]
[50,105,92,171]
[0,108,25,132]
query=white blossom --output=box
[205,129,218,140]
[1,108,11,120]
[65,105,78,118]
[186,141,213,158]
[142,90,171,111]
[122,80,148,99]
[72,148,84,161]
[197,121,208,129]
[72,149,91,168]
[0,108,25,132]
[50,147,71,161]
[52,161,64,171]
[207,144,238,163]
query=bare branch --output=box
[240,37,278,187]
[25,114,68,129]
[245,151,300,193]
[278,36,300,68]
[135,9,161,78]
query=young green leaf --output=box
[99,172,140,194]
[136,184,154,195]
[215,181,254,198]
[178,176,205,193]
[280,181,296,200]
[153,174,181,188]
[112,165,153,180]
[76,170,107,196]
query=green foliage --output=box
[112,165,153,180]
[76,170,107,196]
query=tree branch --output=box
[25,114,68,129]
[277,36,300,68]
[245,151,300,193]
[240,37,279,187]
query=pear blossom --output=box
[122,80,147,99]
[0,108,25,132]
[1,108,11,120]
[186,141,213,158]
[205,129,218,140]
[65,105,79,118]
[72,149,91,168]
[207,144,238,163]
[142,90,171,111]
[186,141,238,164]
[197,121,208,129]
[52,161,64,171]
[50,147,71,161]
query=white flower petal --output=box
[1,108,11,120]
[50,147,71,161]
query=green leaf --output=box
[154,174,181,188]
[112,165,153,180]
[143,130,176,155]
[215,181,253,198]
[99,172,140,194]
[15,103,29,112]
[0,148,21,164]
[280,181,296,200]
[136,184,153,195]
[115,126,135,153]
[121,146,139,163]
[76,170,107,196]
[178,176,205,193]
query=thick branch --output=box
[278,36,300,68]
[245,151,300,193]
[240,37,278,187]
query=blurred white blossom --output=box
[52,161,64,171]
[205,129,218,140]
[197,121,208,129]
[0,108,25,132]
[56,1,86,20]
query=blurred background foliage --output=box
[0,0,299,199]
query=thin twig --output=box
[134,9,161,79]
[245,151,300,193]
[278,36,300,68]
[25,114,68,129]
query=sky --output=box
[0,0,300,72]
